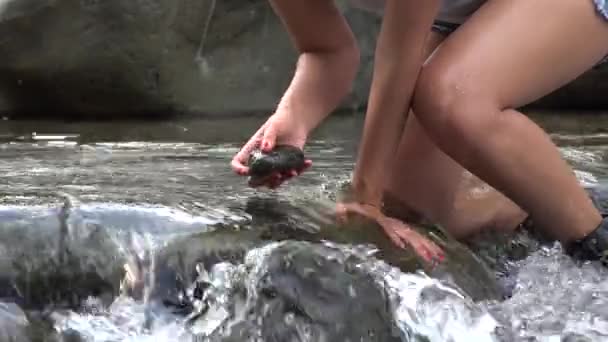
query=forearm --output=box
[268,0,360,134]
[352,0,441,204]
[276,48,360,133]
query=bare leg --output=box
[386,115,528,239]
[411,0,608,244]
[385,31,527,239]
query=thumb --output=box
[261,121,278,152]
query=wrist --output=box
[349,175,384,208]
[270,106,313,144]
[274,101,319,139]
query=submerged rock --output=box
[138,227,265,311]
[0,202,124,310]
[137,207,507,338]
[0,192,507,313]
[191,241,403,342]
[0,198,214,310]
[158,196,506,305]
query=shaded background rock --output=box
[1,0,602,119]
[529,64,608,110]
[0,0,373,119]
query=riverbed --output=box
[0,111,607,341]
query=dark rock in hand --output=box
[248,145,306,182]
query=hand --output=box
[336,201,444,266]
[231,111,312,189]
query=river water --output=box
[0,112,607,341]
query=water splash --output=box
[322,241,501,342]
[485,244,608,341]
[51,241,502,342]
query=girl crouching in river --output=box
[231,0,608,266]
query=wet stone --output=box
[201,241,403,342]
[248,145,306,182]
[141,227,266,310]
[0,215,124,311]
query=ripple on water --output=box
[1,119,607,341]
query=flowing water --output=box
[0,111,607,341]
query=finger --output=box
[387,231,406,249]
[425,240,443,255]
[261,121,278,152]
[411,234,443,258]
[234,137,260,164]
[280,169,301,183]
[231,158,250,175]
[295,160,313,176]
[393,229,436,262]
[301,160,313,172]
[410,242,433,263]
[232,122,268,174]
[380,222,406,248]
[417,241,444,264]
[428,244,445,262]
[267,173,284,189]
[277,170,295,182]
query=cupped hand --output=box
[336,201,444,267]
[231,112,312,189]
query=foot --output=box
[566,217,608,265]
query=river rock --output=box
[186,241,403,342]
[0,198,215,310]
[0,203,124,310]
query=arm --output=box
[351,0,441,206]
[268,0,360,133]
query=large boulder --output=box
[0,0,604,118]
[529,63,608,110]
[0,0,377,118]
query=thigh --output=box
[423,0,608,109]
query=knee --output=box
[412,64,498,141]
